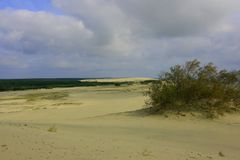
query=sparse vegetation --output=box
[24,92,69,101]
[48,125,57,133]
[146,59,240,118]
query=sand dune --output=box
[0,82,240,160]
[80,77,156,82]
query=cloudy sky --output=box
[0,0,240,78]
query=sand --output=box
[0,80,240,160]
[80,77,156,82]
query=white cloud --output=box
[0,9,93,55]
[116,0,239,36]
[53,0,240,38]
[0,0,240,78]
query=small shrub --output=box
[146,59,240,118]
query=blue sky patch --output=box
[0,0,60,13]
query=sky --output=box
[0,0,240,78]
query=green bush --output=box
[146,60,240,118]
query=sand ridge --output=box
[80,77,156,82]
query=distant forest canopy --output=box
[0,78,155,92]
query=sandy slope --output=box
[80,77,155,82]
[0,83,240,160]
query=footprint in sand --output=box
[1,144,8,151]
[141,149,154,157]
[186,152,213,160]
[218,151,225,157]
